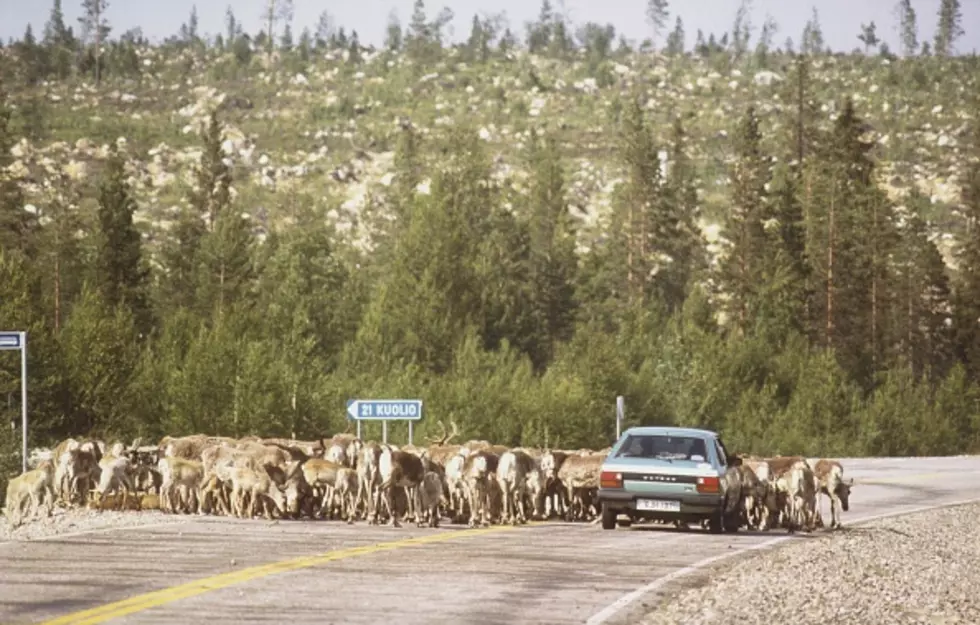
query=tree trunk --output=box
[94,1,101,86]
[825,185,835,346]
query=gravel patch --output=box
[639,503,980,625]
[0,505,188,542]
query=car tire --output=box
[708,510,723,534]
[723,511,741,533]
[601,503,617,530]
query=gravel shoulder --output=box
[0,505,188,542]
[637,503,980,625]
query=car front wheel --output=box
[601,502,617,530]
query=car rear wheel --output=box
[724,511,741,533]
[601,503,617,530]
[708,510,724,534]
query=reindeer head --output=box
[837,478,854,512]
[525,469,547,519]
[269,484,288,515]
[282,463,309,518]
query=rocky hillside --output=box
[6,43,978,263]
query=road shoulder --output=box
[634,501,980,625]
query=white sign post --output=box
[615,395,625,440]
[0,332,27,473]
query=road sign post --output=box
[615,395,625,440]
[0,332,27,473]
[346,399,423,446]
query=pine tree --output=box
[383,10,402,51]
[406,0,431,62]
[43,0,75,79]
[37,173,84,332]
[0,88,38,259]
[351,129,498,374]
[391,122,423,223]
[754,15,778,66]
[665,17,684,56]
[466,14,486,62]
[645,0,669,51]
[94,145,152,336]
[160,113,227,314]
[952,123,980,378]
[78,0,110,85]
[730,0,753,59]
[610,97,663,307]
[264,0,294,56]
[524,130,577,370]
[889,191,952,378]
[801,7,824,55]
[934,0,964,57]
[807,98,895,383]
[225,6,240,43]
[190,111,232,231]
[160,207,205,315]
[662,116,705,310]
[895,0,917,57]
[190,112,250,320]
[719,106,770,334]
[858,22,879,55]
[528,0,555,53]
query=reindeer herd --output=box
[3,422,855,535]
[3,421,611,529]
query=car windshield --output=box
[615,434,710,462]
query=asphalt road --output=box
[2,456,979,625]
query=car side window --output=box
[714,440,728,467]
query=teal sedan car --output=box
[596,426,743,533]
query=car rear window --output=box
[615,434,710,462]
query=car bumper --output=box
[597,489,723,518]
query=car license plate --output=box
[637,499,680,512]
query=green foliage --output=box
[94,145,152,336]
[2,10,980,462]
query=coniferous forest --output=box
[1,0,979,487]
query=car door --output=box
[714,437,740,513]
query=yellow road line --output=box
[39,524,523,625]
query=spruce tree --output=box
[934,0,964,57]
[895,0,917,57]
[952,123,980,378]
[719,106,770,334]
[889,191,952,378]
[192,114,251,319]
[78,0,110,85]
[662,116,705,310]
[94,145,152,336]
[524,130,577,370]
[645,0,669,51]
[0,88,37,258]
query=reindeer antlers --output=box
[425,420,460,446]
[446,420,459,445]
[425,420,448,445]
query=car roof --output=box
[621,426,718,439]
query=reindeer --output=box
[375,447,425,528]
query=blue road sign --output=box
[0,332,21,350]
[346,399,423,421]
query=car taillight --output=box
[696,476,720,493]
[600,471,623,489]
